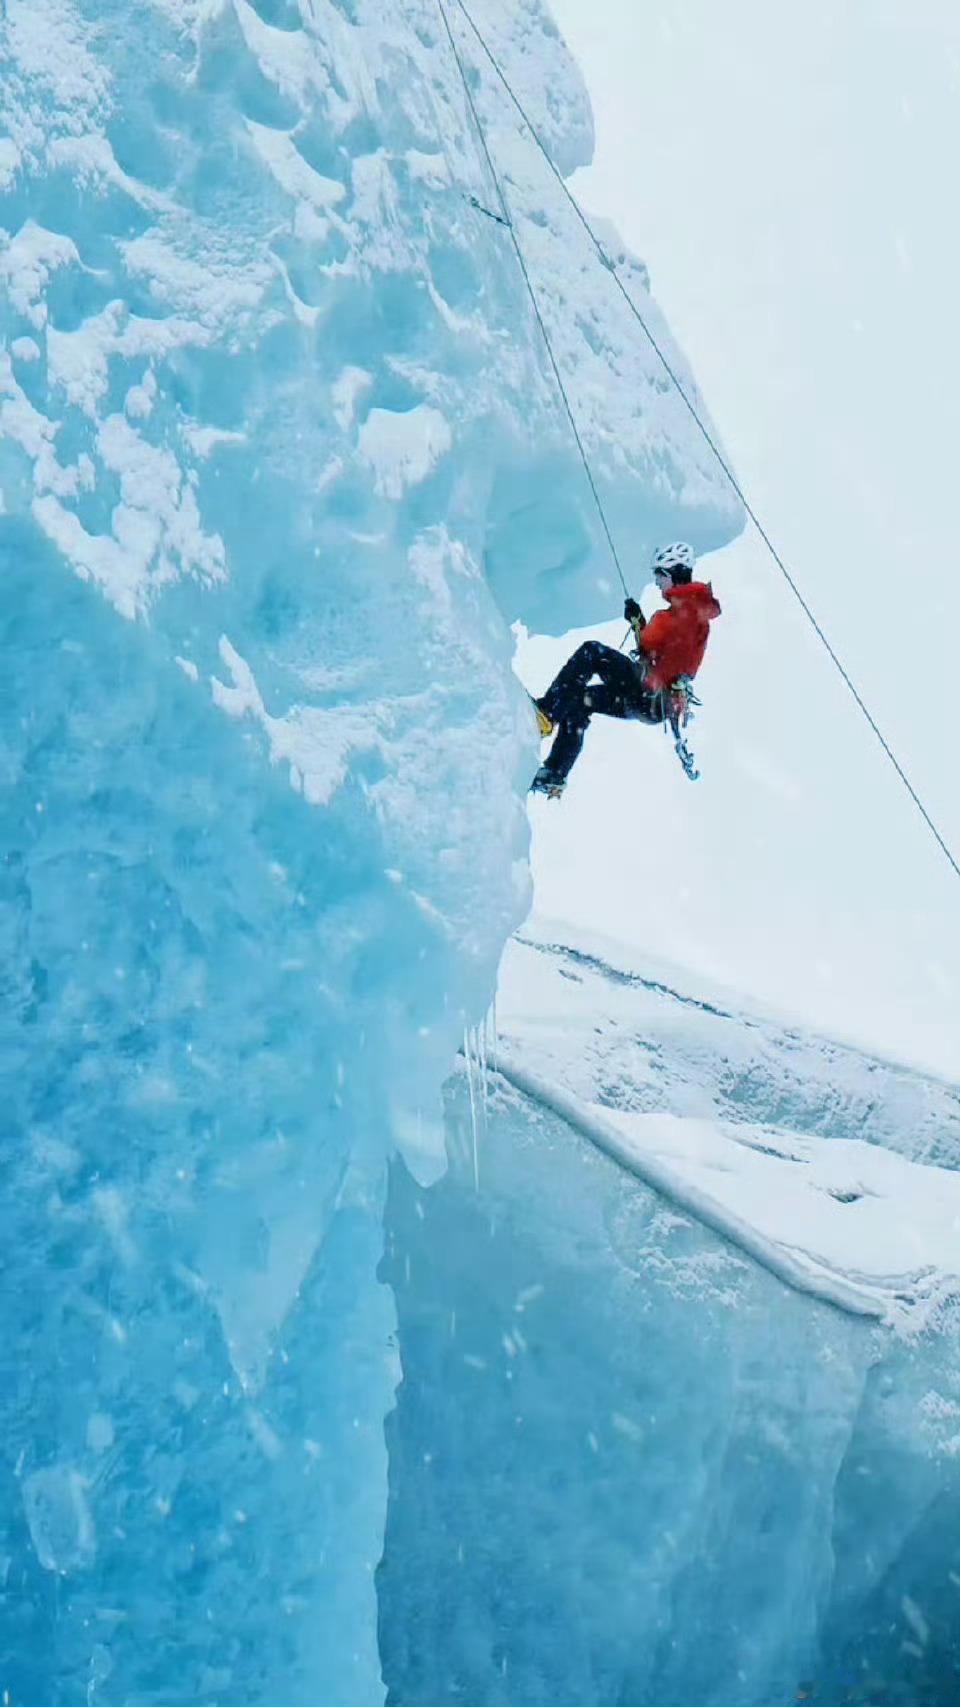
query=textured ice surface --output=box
[0,0,741,1701]
[381,928,960,1707]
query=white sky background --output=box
[517,0,960,1078]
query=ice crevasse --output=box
[0,0,759,1701]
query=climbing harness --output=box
[626,612,701,781]
[437,0,960,882]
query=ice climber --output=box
[530,542,721,797]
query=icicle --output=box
[463,1024,480,1192]
[477,1018,489,1134]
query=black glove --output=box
[624,596,643,624]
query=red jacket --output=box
[638,580,721,692]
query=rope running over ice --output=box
[435,0,629,597]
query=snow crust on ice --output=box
[0,1,741,1703]
[496,1059,960,1326]
[506,918,960,1166]
[382,923,960,1707]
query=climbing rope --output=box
[435,0,629,598]
[443,0,960,886]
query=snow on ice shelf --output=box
[494,924,960,1328]
[495,1058,960,1326]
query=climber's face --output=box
[654,567,675,594]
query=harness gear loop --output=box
[665,676,701,781]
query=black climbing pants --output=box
[539,640,664,783]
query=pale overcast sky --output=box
[518,0,960,1076]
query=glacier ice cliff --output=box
[381,929,960,1707]
[0,0,741,1703]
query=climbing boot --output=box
[531,696,553,738]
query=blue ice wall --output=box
[380,1072,960,1707]
[1,0,741,1700]
[0,554,401,1704]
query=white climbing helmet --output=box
[651,541,696,579]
